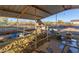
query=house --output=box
[71,20,79,25]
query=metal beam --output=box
[62,5,72,10]
[32,5,52,15]
[0,9,43,19]
[18,6,30,17]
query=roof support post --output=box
[16,6,30,38]
[34,7,38,49]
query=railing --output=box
[0,30,50,53]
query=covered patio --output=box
[0,5,79,53]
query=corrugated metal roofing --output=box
[0,5,78,20]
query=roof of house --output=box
[71,20,79,22]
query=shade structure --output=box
[0,5,79,20]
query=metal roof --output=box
[0,5,79,20]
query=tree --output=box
[57,20,64,25]
[65,22,72,26]
[0,17,8,26]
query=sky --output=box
[8,9,79,22]
[41,9,79,22]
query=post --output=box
[56,14,58,28]
[35,20,37,49]
[23,24,26,37]
[34,8,37,49]
[47,26,49,41]
[16,18,19,34]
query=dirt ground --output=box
[33,39,61,53]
